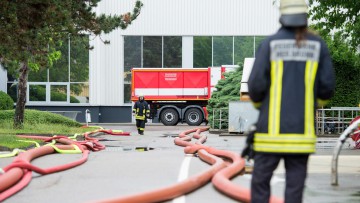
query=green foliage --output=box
[0,0,143,69]
[320,33,360,107]
[0,0,143,127]
[0,91,14,110]
[207,67,243,129]
[309,1,360,49]
[0,110,81,127]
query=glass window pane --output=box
[29,85,46,102]
[255,36,266,52]
[164,36,182,68]
[70,83,89,103]
[50,38,69,82]
[143,36,162,67]
[234,36,254,66]
[7,82,17,102]
[193,36,212,68]
[124,36,141,83]
[124,84,131,103]
[213,36,233,66]
[28,69,47,82]
[70,36,89,82]
[124,36,141,104]
[50,85,67,102]
[7,69,18,82]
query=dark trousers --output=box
[136,119,146,134]
[251,153,309,203]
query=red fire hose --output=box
[0,126,132,201]
[96,127,283,203]
[0,144,89,202]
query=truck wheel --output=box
[185,108,203,126]
[160,108,179,126]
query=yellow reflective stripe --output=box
[136,115,145,120]
[255,133,316,144]
[254,142,315,153]
[317,98,328,107]
[252,101,262,108]
[268,60,283,135]
[304,61,318,137]
[139,128,144,130]
[146,110,150,113]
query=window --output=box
[143,36,162,68]
[213,36,233,66]
[193,36,212,68]
[70,83,89,103]
[50,85,68,102]
[234,36,254,66]
[124,36,141,83]
[29,84,46,102]
[9,36,89,104]
[193,36,264,68]
[123,36,183,103]
[164,36,182,68]
[50,38,69,82]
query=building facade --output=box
[0,0,280,123]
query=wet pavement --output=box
[1,123,359,203]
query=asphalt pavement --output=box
[1,123,359,203]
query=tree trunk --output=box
[14,63,29,129]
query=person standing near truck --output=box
[247,0,335,202]
[133,93,150,135]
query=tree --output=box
[309,1,360,49]
[207,66,242,129]
[320,33,360,108]
[0,0,143,128]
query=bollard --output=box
[85,109,92,126]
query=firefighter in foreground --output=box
[245,0,335,202]
[133,93,150,135]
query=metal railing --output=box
[316,107,360,135]
[212,108,228,130]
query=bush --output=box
[0,109,81,127]
[0,91,14,110]
[207,66,242,129]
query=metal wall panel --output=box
[96,0,281,36]
[90,33,124,105]
[90,0,281,105]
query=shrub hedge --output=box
[207,66,242,129]
[0,109,81,127]
[0,91,14,110]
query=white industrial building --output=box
[0,0,281,123]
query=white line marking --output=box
[172,155,193,203]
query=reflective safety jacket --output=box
[133,100,150,120]
[248,27,335,154]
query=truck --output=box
[131,66,237,126]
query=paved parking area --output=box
[1,123,359,203]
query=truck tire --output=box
[185,108,203,126]
[160,108,179,126]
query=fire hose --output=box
[0,127,130,202]
[96,127,283,203]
